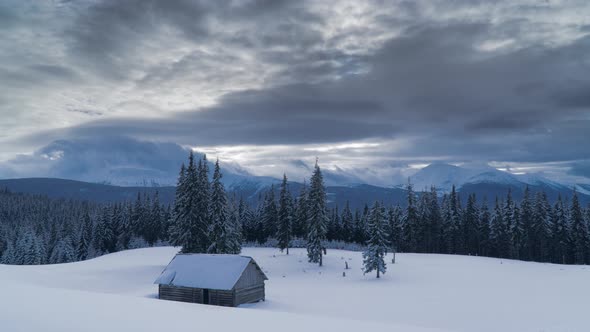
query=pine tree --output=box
[341,201,354,242]
[76,211,93,261]
[15,229,43,265]
[490,197,509,258]
[50,237,75,264]
[532,192,551,262]
[306,160,328,266]
[427,187,442,253]
[403,180,419,252]
[462,194,480,255]
[569,188,588,264]
[362,201,389,278]
[293,181,308,238]
[550,195,568,263]
[169,163,189,249]
[478,197,491,257]
[208,159,240,254]
[353,206,367,244]
[145,191,162,245]
[195,155,211,252]
[387,205,403,253]
[170,152,211,253]
[260,187,278,243]
[277,174,293,254]
[519,186,534,261]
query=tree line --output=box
[0,189,171,265]
[2,152,590,274]
[237,176,590,267]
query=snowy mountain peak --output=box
[399,162,566,194]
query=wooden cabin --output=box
[154,254,268,307]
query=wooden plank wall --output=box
[209,290,235,307]
[159,285,203,304]
[235,262,266,289]
[234,284,265,306]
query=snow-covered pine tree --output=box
[195,155,211,252]
[478,197,491,257]
[228,196,243,254]
[277,174,293,254]
[551,195,569,264]
[569,188,588,264]
[403,180,419,252]
[76,211,94,261]
[440,193,452,254]
[261,185,278,242]
[306,160,328,266]
[169,163,188,248]
[208,159,240,254]
[50,237,75,264]
[293,181,308,238]
[363,201,389,278]
[532,192,551,262]
[145,191,162,246]
[519,186,534,261]
[15,229,43,265]
[1,242,15,264]
[427,186,442,253]
[449,185,462,254]
[387,205,403,254]
[341,200,354,243]
[462,193,480,256]
[170,152,210,253]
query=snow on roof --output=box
[154,254,264,290]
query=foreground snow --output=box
[1,247,589,332]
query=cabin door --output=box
[203,289,209,304]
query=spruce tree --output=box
[169,163,189,249]
[362,201,389,278]
[76,211,93,261]
[569,189,588,264]
[478,198,491,257]
[260,187,278,243]
[341,201,354,242]
[551,195,569,264]
[532,192,551,262]
[427,187,442,253]
[403,181,419,252]
[208,159,240,254]
[519,186,534,260]
[195,155,211,252]
[306,160,328,266]
[277,174,293,254]
[388,205,403,253]
[490,197,509,258]
[293,181,308,238]
[462,194,479,255]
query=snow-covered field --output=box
[1,247,589,332]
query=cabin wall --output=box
[159,285,236,306]
[159,285,203,303]
[235,262,266,289]
[209,290,234,307]
[234,284,265,306]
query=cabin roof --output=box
[154,254,267,291]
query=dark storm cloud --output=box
[3,0,590,183]
[32,21,590,165]
[66,0,325,80]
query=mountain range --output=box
[1,162,589,208]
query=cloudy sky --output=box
[1,0,590,185]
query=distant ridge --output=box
[0,176,588,208]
